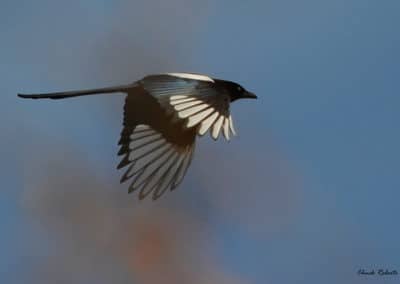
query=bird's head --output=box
[217,80,257,102]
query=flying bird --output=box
[18,73,257,200]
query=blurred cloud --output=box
[22,146,249,284]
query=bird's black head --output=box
[215,79,257,102]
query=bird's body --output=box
[19,73,257,200]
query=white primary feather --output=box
[145,75,233,141]
[229,115,237,136]
[170,93,233,140]
[177,103,210,118]
[174,100,204,111]
[223,116,230,140]
[169,97,197,105]
[186,107,215,128]
[211,115,225,140]
[198,111,219,135]
[169,95,190,101]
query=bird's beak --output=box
[243,91,257,99]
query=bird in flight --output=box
[18,73,257,200]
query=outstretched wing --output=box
[117,124,195,200]
[140,74,236,140]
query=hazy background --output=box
[1,0,399,283]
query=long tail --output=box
[18,84,135,100]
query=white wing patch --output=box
[142,74,237,140]
[120,124,195,200]
[168,94,236,140]
[166,73,214,82]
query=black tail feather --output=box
[18,84,134,100]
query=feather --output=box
[119,124,195,199]
[211,115,225,140]
[229,115,237,136]
[166,73,214,82]
[186,107,215,128]
[174,99,204,111]
[173,146,194,188]
[142,75,234,141]
[198,111,219,135]
[223,116,230,140]
[177,103,210,118]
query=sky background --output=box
[1,0,399,283]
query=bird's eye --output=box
[237,86,242,91]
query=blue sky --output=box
[1,1,399,283]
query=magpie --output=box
[18,73,257,200]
